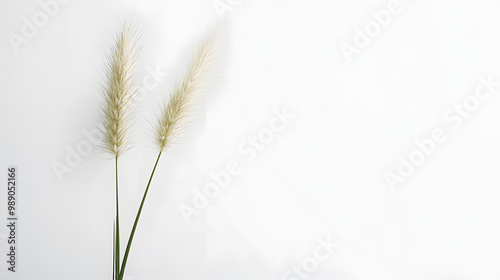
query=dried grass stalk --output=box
[98,23,139,280]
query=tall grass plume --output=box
[119,23,225,280]
[98,22,140,280]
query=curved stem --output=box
[119,152,162,280]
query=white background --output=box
[1,0,500,279]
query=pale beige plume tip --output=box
[100,23,139,158]
[155,23,225,152]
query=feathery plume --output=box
[155,26,222,151]
[101,23,139,157]
[118,23,226,280]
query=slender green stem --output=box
[113,221,115,280]
[115,157,120,280]
[112,221,118,280]
[119,152,162,280]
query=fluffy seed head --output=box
[155,26,222,151]
[100,23,139,157]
